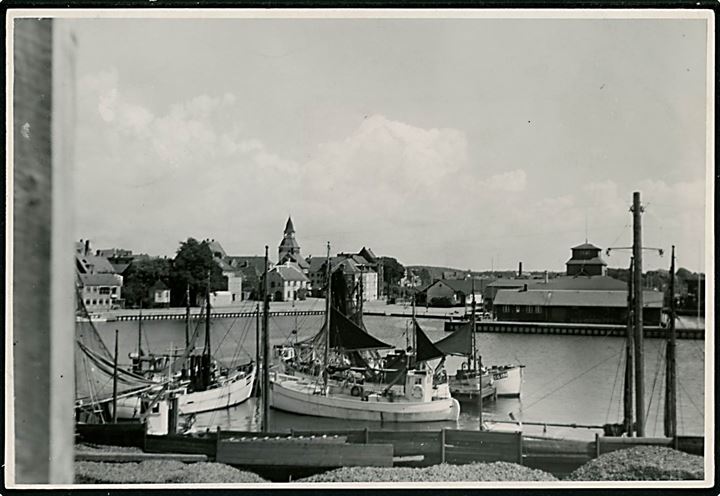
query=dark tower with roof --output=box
[278,216,301,262]
[566,241,607,276]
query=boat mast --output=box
[134,301,143,374]
[664,245,678,445]
[204,271,211,357]
[262,246,270,432]
[323,242,331,393]
[623,257,635,436]
[471,276,483,429]
[112,329,119,423]
[255,302,260,396]
[185,282,190,349]
[411,293,416,368]
[471,275,477,371]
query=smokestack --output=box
[84,239,90,256]
[544,270,548,284]
[518,261,523,277]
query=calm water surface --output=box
[94,312,706,440]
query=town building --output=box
[566,241,608,276]
[424,278,489,307]
[494,288,663,325]
[149,280,171,307]
[306,250,380,301]
[225,256,273,300]
[78,273,123,312]
[202,239,249,303]
[492,241,664,325]
[278,216,301,263]
[268,262,310,301]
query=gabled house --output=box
[149,280,171,307]
[425,278,489,307]
[268,262,310,301]
[78,273,123,312]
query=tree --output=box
[418,268,432,286]
[169,238,226,306]
[122,258,171,308]
[379,256,405,287]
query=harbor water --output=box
[91,309,706,440]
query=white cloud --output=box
[74,77,706,272]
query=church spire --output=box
[284,216,295,236]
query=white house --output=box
[79,273,123,312]
[268,262,310,302]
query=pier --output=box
[112,310,325,322]
[443,319,704,340]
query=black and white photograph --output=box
[6,8,714,488]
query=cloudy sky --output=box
[68,13,710,272]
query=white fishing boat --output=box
[489,364,524,397]
[269,244,460,423]
[96,278,256,433]
[271,369,460,422]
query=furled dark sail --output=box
[433,322,473,356]
[414,320,445,362]
[328,306,393,351]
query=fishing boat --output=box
[115,278,256,424]
[269,244,460,422]
[74,286,170,433]
[438,288,524,398]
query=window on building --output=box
[92,299,97,305]
[99,287,110,295]
[85,299,90,305]
[111,287,117,294]
[270,281,275,288]
[535,306,542,313]
[525,305,533,313]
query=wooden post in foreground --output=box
[11,18,76,484]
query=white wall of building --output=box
[224,272,243,302]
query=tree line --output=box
[122,240,409,308]
[122,238,225,308]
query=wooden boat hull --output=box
[270,376,460,423]
[115,366,256,420]
[178,367,256,415]
[490,365,524,397]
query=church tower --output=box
[278,216,301,263]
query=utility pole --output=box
[665,245,678,444]
[606,192,664,438]
[631,191,645,437]
[262,246,270,432]
[112,329,119,423]
[623,257,635,436]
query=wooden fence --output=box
[75,423,704,477]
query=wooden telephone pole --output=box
[631,192,646,437]
[606,191,664,438]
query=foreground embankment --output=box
[74,444,703,483]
